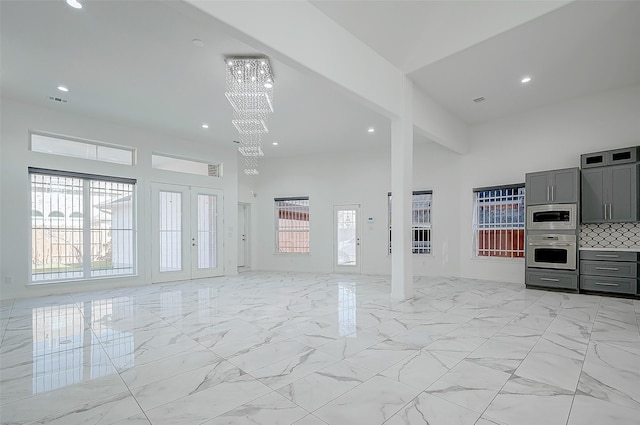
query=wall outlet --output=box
[4,276,12,285]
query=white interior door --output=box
[237,203,248,268]
[152,184,223,283]
[190,187,224,279]
[334,205,361,273]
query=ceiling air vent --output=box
[473,96,486,103]
[48,96,68,104]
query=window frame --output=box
[30,131,135,166]
[29,168,138,284]
[388,190,433,255]
[274,196,310,254]
[472,183,525,260]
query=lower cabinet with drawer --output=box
[526,269,578,290]
[579,250,639,295]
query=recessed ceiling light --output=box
[201,123,209,129]
[521,76,532,84]
[272,142,278,146]
[264,82,273,89]
[57,85,69,92]
[367,127,375,133]
[66,0,82,9]
[191,39,204,48]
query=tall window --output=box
[30,168,136,282]
[388,191,433,254]
[473,185,525,258]
[275,197,310,253]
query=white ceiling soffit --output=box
[310,0,571,73]
[409,1,640,124]
[0,0,391,158]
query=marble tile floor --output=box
[1,271,639,425]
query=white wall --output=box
[458,84,640,283]
[412,140,461,277]
[251,148,391,275]
[0,99,238,299]
[3,84,639,298]
[250,84,640,285]
[250,141,462,278]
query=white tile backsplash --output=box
[580,223,640,249]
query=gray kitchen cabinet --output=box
[580,259,637,278]
[525,168,579,205]
[581,168,607,222]
[581,163,639,223]
[580,275,637,294]
[582,146,639,169]
[526,269,578,290]
[580,250,637,261]
[579,250,639,295]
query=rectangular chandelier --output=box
[225,56,274,175]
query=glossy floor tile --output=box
[1,272,639,425]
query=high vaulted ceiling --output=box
[312,0,640,124]
[2,1,639,157]
[0,0,392,157]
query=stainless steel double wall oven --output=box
[526,204,578,270]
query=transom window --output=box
[30,133,134,165]
[30,168,136,282]
[151,153,222,177]
[473,185,525,258]
[275,197,310,253]
[388,191,433,255]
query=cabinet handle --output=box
[547,186,550,202]
[540,277,560,282]
[551,185,554,201]
[595,254,619,258]
[595,267,619,271]
[609,204,613,220]
[595,282,619,287]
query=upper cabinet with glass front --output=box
[581,147,640,223]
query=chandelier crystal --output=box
[225,56,274,175]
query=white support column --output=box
[391,76,414,301]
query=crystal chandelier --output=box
[225,56,274,175]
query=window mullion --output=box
[83,180,91,278]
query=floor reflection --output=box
[338,282,357,337]
[30,298,134,394]
[160,290,182,319]
[31,304,85,393]
[89,297,134,371]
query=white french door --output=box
[152,184,223,283]
[334,204,361,273]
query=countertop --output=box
[579,247,640,252]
